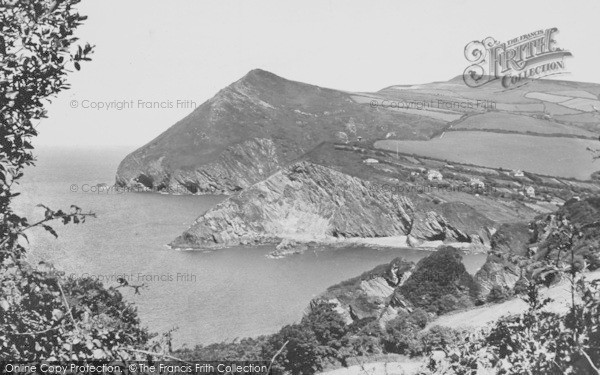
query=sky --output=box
[35,0,600,148]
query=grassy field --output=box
[350,94,463,122]
[375,132,600,180]
[453,112,596,137]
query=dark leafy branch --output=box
[0,0,155,362]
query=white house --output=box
[427,169,443,181]
[469,178,485,189]
[514,169,525,177]
[363,158,379,164]
[525,186,535,197]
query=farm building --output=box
[469,178,485,189]
[363,158,379,164]
[427,170,443,181]
[514,169,525,177]
[525,186,535,197]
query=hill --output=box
[115,69,444,194]
[116,70,600,194]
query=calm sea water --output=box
[13,146,486,348]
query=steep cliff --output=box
[116,69,445,194]
[169,161,495,250]
[475,197,600,299]
[311,247,480,327]
[313,258,416,326]
[474,223,530,299]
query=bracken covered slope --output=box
[116,69,445,194]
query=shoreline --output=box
[169,234,488,258]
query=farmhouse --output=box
[525,186,535,197]
[514,169,525,177]
[427,169,443,181]
[469,178,485,189]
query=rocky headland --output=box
[169,161,495,254]
[115,69,444,194]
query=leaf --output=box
[0,300,9,311]
[42,224,58,238]
[92,348,104,359]
[51,308,64,320]
[74,62,80,71]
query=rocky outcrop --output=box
[490,222,531,256]
[474,255,522,299]
[531,197,600,266]
[267,239,311,259]
[311,248,481,328]
[117,138,281,194]
[311,258,416,325]
[474,223,531,299]
[169,161,495,250]
[475,197,600,299]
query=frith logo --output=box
[463,28,572,88]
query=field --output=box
[375,132,600,180]
[525,91,600,112]
[350,94,463,122]
[453,112,596,137]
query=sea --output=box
[12,146,486,348]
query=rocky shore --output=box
[169,161,494,254]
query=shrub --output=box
[399,247,479,315]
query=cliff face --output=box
[169,161,495,250]
[531,197,600,265]
[312,258,416,326]
[311,248,479,327]
[116,69,445,194]
[474,223,530,298]
[475,197,600,299]
[117,138,281,194]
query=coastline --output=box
[168,234,488,258]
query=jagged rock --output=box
[474,255,522,299]
[491,222,531,256]
[310,258,415,325]
[474,223,530,299]
[266,239,309,259]
[475,197,600,299]
[169,161,494,250]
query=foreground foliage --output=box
[0,0,152,361]
[420,238,600,374]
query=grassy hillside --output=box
[375,133,600,180]
[116,69,445,191]
[116,71,600,193]
[453,112,596,137]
